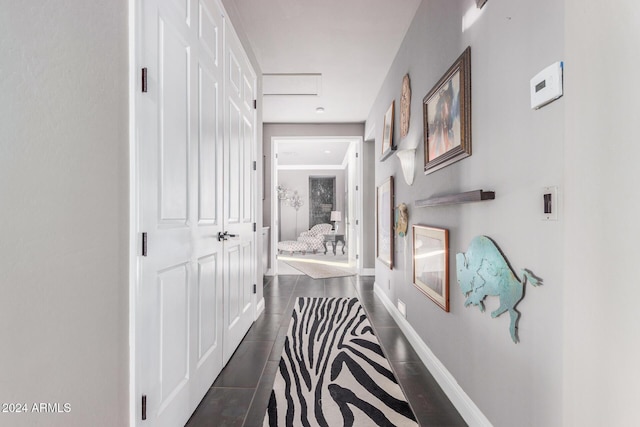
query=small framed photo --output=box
[423,47,471,174]
[412,225,449,311]
[376,176,394,269]
[381,101,395,158]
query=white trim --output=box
[270,137,279,276]
[273,136,357,145]
[255,297,265,319]
[265,268,275,277]
[340,150,350,169]
[278,164,346,171]
[373,283,493,427]
[364,121,376,142]
[356,137,364,272]
[128,0,138,425]
[359,268,375,276]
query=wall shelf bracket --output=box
[379,145,397,162]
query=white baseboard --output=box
[359,268,375,276]
[373,283,492,427]
[255,297,265,319]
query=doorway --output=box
[270,137,363,276]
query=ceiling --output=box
[277,139,352,166]
[229,0,422,123]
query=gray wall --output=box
[367,0,564,425]
[564,0,640,425]
[0,1,266,425]
[278,169,345,241]
[0,2,128,426]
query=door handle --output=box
[217,231,239,241]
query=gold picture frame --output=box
[412,225,449,311]
[381,101,395,159]
[376,176,394,269]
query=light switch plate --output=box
[542,186,558,221]
[530,62,563,109]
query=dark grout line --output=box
[241,355,274,426]
[210,386,256,390]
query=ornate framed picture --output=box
[376,176,394,269]
[381,101,395,159]
[400,74,411,137]
[423,47,471,174]
[412,225,449,311]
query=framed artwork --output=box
[400,74,411,137]
[423,46,471,174]
[412,225,449,311]
[309,176,336,227]
[381,101,395,158]
[376,176,394,269]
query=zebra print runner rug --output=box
[264,297,418,426]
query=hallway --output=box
[186,275,465,426]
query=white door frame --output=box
[270,136,364,276]
[128,0,139,424]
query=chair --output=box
[277,240,309,255]
[297,223,333,253]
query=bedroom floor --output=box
[276,250,350,275]
[185,275,466,427]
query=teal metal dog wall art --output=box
[456,236,542,343]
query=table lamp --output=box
[330,211,342,233]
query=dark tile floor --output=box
[186,275,466,427]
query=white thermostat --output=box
[530,61,563,109]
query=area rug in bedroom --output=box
[264,297,418,427]
[283,260,355,279]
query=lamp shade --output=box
[396,148,416,185]
[330,211,342,221]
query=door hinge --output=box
[253,284,257,294]
[253,160,257,171]
[253,223,257,232]
[142,232,148,257]
[356,152,359,158]
[253,99,257,109]
[141,395,147,420]
[355,219,359,225]
[355,185,359,191]
[356,254,359,260]
[141,68,148,93]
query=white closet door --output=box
[222,26,257,363]
[136,0,226,425]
